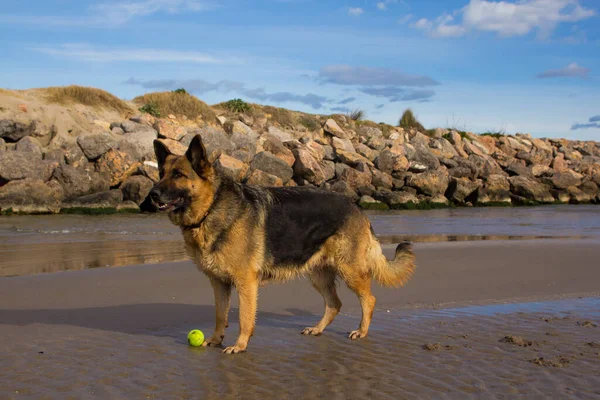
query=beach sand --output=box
[1,240,600,399]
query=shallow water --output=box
[1,205,599,277]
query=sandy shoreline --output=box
[1,239,600,398]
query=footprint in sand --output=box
[577,320,598,328]
[499,335,535,347]
[422,343,455,351]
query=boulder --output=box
[332,137,355,154]
[319,160,336,181]
[337,164,372,191]
[323,119,349,139]
[0,138,5,152]
[406,169,449,196]
[0,120,36,142]
[118,128,158,161]
[215,154,249,182]
[0,151,56,182]
[15,136,43,157]
[52,163,110,199]
[154,120,186,141]
[120,175,154,205]
[508,176,554,203]
[95,149,141,187]
[468,154,505,178]
[267,126,294,143]
[231,127,259,163]
[375,149,409,174]
[156,138,187,155]
[505,162,532,177]
[358,195,389,210]
[323,145,335,161]
[446,177,481,203]
[138,161,160,183]
[292,148,326,186]
[336,150,373,167]
[329,180,359,202]
[355,143,378,162]
[367,136,386,151]
[77,133,118,160]
[551,170,582,189]
[379,190,419,209]
[262,134,295,167]
[477,174,512,205]
[182,127,234,163]
[551,154,568,172]
[412,145,440,170]
[121,120,146,133]
[430,194,449,205]
[65,189,124,207]
[567,186,594,204]
[0,179,64,213]
[246,169,283,187]
[371,170,393,190]
[250,151,293,183]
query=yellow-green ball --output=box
[187,329,204,347]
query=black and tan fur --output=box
[150,135,416,354]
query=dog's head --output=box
[149,135,215,223]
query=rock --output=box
[267,126,295,143]
[505,162,532,177]
[138,161,160,183]
[559,146,583,162]
[476,174,512,205]
[371,170,393,190]
[430,194,449,205]
[358,195,389,210]
[469,154,505,179]
[15,136,42,157]
[0,120,36,142]
[379,190,419,209]
[329,180,359,202]
[246,169,283,187]
[367,136,386,151]
[118,128,159,161]
[336,149,373,167]
[375,149,409,174]
[292,148,326,186]
[215,154,249,182]
[120,175,154,205]
[129,114,155,126]
[337,164,372,191]
[121,120,146,133]
[580,180,600,202]
[52,163,110,199]
[250,151,293,183]
[154,120,186,141]
[550,189,571,203]
[182,127,234,163]
[551,154,569,172]
[551,170,582,189]
[320,160,336,181]
[0,179,63,214]
[66,189,124,207]
[0,138,5,152]
[531,164,551,177]
[0,151,56,182]
[429,138,458,159]
[231,128,259,163]
[446,177,481,203]
[76,133,118,160]
[357,126,383,140]
[567,186,594,204]
[323,145,335,161]
[478,136,497,153]
[406,169,449,196]
[323,119,349,139]
[355,143,378,162]
[508,176,554,203]
[95,149,141,187]
[332,137,355,154]
[157,138,187,156]
[117,201,140,213]
[412,146,440,170]
[262,134,295,167]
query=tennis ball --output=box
[187,329,205,347]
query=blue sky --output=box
[0,0,599,140]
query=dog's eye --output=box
[173,171,184,179]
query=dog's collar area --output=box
[182,211,209,231]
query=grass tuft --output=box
[398,109,425,131]
[42,85,133,115]
[133,91,216,121]
[347,109,366,121]
[222,98,251,113]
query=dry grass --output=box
[260,105,295,128]
[134,91,216,122]
[41,85,133,115]
[398,108,424,132]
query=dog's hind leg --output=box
[345,273,376,340]
[301,268,342,336]
[203,277,232,347]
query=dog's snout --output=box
[149,188,161,202]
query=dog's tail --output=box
[368,232,416,288]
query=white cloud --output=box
[0,0,216,27]
[398,14,413,24]
[412,0,596,38]
[348,7,364,16]
[377,2,387,10]
[30,44,233,64]
[536,62,590,78]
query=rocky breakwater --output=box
[1,107,600,214]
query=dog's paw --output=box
[222,345,246,354]
[348,330,367,340]
[301,327,322,336]
[202,335,224,347]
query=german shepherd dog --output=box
[150,135,416,354]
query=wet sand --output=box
[1,240,600,398]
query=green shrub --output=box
[398,109,425,131]
[223,98,251,113]
[139,102,161,117]
[171,88,188,94]
[299,115,320,131]
[480,131,506,139]
[134,92,216,121]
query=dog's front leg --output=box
[203,277,231,347]
[223,272,258,354]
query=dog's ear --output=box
[185,134,210,177]
[153,140,172,171]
